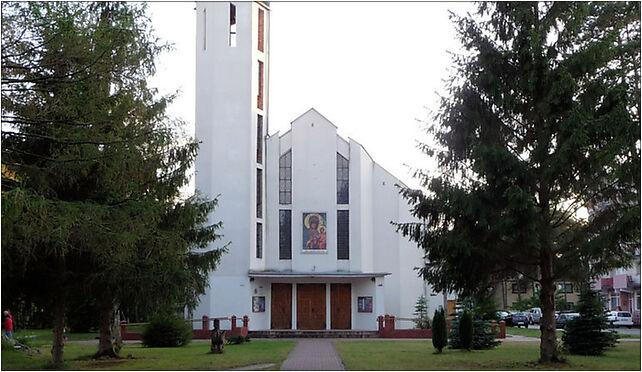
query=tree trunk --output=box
[51,296,66,368]
[51,255,66,368]
[93,293,118,359]
[539,248,560,363]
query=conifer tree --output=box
[413,295,431,329]
[459,310,474,351]
[562,288,618,355]
[1,2,226,365]
[397,2,639,363]
[431,308,448,353]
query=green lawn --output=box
[506,327,640,339]
[335,340,641,370]
[2,340,295,370]
[13,329,99,348]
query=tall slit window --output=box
[279,151,291,204]
[337,210,349,260]
[256,223,262,258]
[203,9,207,50]
[257,60,264,110]
[258,8,265,52]
[257,115,263,164]
[229,3,237,47]
[256,168,262,218]
[279,210,291,260]
[337,153,349,204]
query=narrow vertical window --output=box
[256,222,263,258]
[279,210,292,259]
[257,60,264,110]
[258,8,265,52]
[256,168,262,218]
[337,153,349,204]
[337,210,349,260]
[229,3,237,47]
[279,151,291,204]
[257,115,263,164]
[203,9,207,50]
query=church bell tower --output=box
[194,1,269,320]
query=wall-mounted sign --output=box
[252,296,265,312]
[358,296,373,313]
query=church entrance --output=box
[271,283,292,329]
[331,283,351,329]
[296,284,326,330]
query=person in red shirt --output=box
[3,310,13,338]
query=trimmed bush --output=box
[141,314,192,347]
[459,310,473,350]
[431,308,447,353]
[562,289,618,355]
[449,314,499,350]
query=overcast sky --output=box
[147,1,474,190]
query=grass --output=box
[335,340,641,370]
[506,326,640,339]
[1,339,295,370]
[13,329,98,348]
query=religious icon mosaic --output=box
[302,212,326,250]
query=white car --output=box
[605,311,634,328]
[529,307,542,324]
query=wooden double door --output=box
[330,283,351,329]
[270,283,352,330]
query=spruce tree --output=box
[413,295,431,329]
[397,2,639,363]
[562,288,618,355]
[1,2,226,365]
[459,310,474,351]
[431,308,448,353]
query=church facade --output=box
[193,1,448,331]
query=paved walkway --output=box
[280,339,344,371]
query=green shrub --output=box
[562,288,618,355]
[459,310,473,350]
[141,314,192,347]
[449,311,500,350]
[226,334,251,345]
[431,308,447,353]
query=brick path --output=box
[280,339,344,370]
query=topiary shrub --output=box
[431,308,447,353]
[141,314,192,347]
[449,304,500,350]
[459,310,473,350]
[562,288,618,355]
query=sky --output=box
[147,1,474,190]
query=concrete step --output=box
[248,330,379,338]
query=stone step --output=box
[248,330,380,339]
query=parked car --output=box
[604,311,634,328]
[556,312,580,329]
[529,307,542,324]
[497,311,510,322]
[502,310,515,326]
[511,312,529,328]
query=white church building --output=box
[193,1,448,331]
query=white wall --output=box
[287,110,340,272]
[195,2,266,319]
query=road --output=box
[521,323,640,336]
